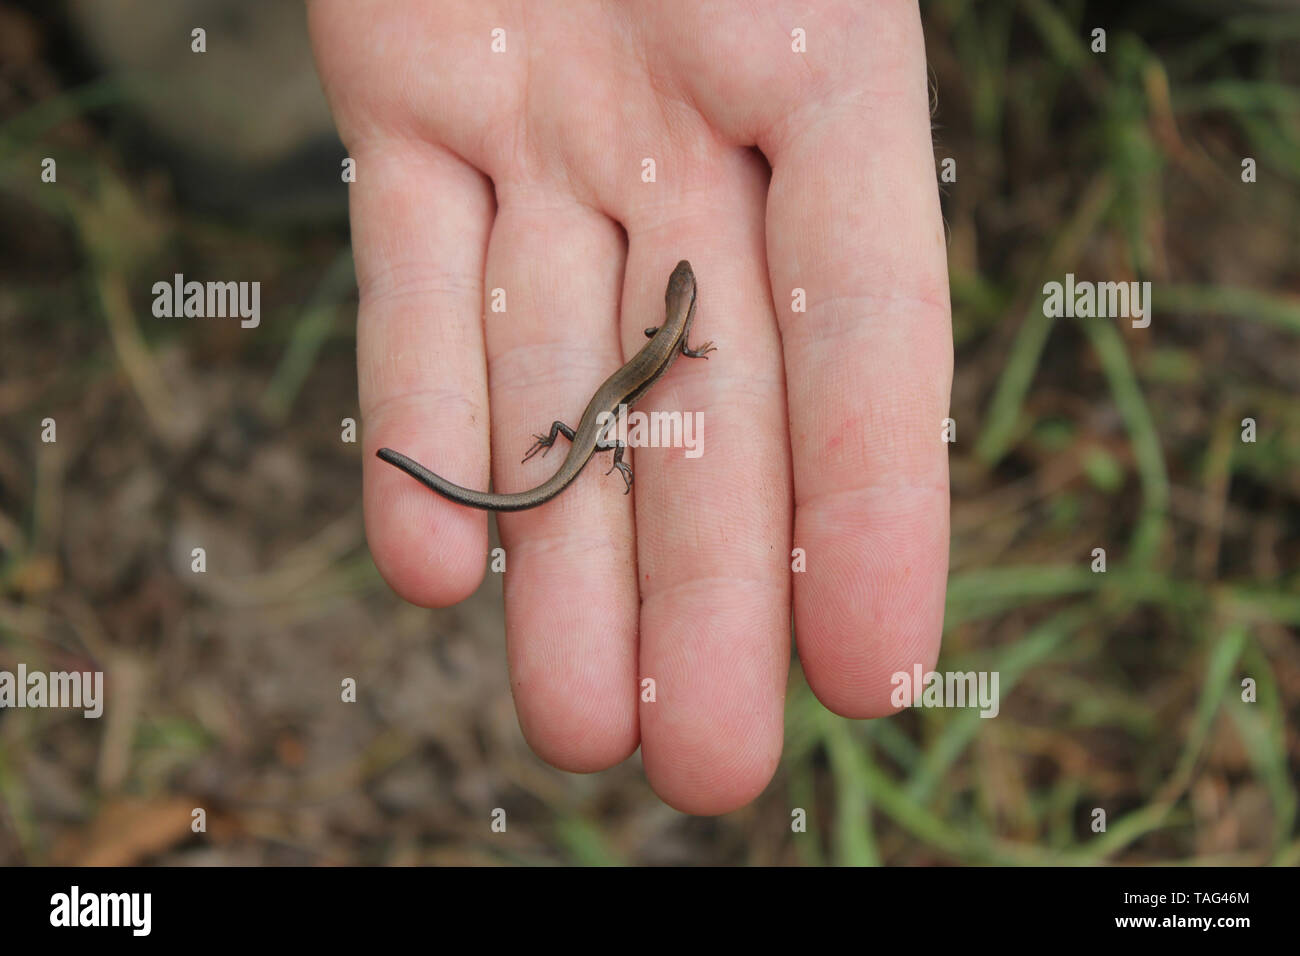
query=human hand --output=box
[308,0,950,814]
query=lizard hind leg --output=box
[603,440,633,493]
[681,337,716,359]
[522,421,576,463]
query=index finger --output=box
[762,3,952,716]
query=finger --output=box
[482,184,641,771]
[619,150,792,815]
[759,3,951,716]
[352,138,497,607]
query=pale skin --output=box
[308,0,951,815]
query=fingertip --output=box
[643,730,782,816]
[364,457,489,607]
[794,486,948,719]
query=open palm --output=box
[309,0,951,814]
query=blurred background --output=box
[1,0,1297,865]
